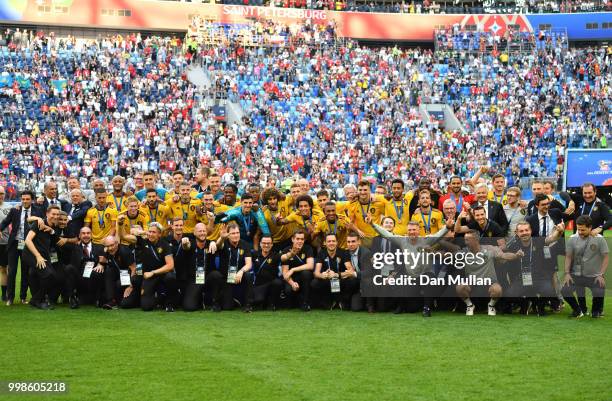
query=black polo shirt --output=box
[219,239,251,275]
[182,238,213,279]
[467,219,504,246]
[135,236,171,272]
[106,245,135,272]
[281,244,314,269]
[251,250,281,285]
[316,248,350,274]
[23,220,59,261]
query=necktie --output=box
[83,244,89,258]
[542,216,547,237]
[351,252,359,272]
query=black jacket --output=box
[0,206,43,247]
[63,201,92,237]
[69,242,105,271]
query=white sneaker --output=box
[466,304,475,316]
[488,305,496,316]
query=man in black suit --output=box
[572,182,612,235]
[71,226,106,306]
[526,193,566,311]
[346,231,375,312]
[37,181,69,212]
[0,190,42,305]
[472,183,508,235]
[63,189,92,238]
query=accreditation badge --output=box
[120,270,131,286]
[543,246,552,259]
[50,252,59,264]
[136,263,143,276]
[17,240,25,250]
[330,277,341,293]
[83,261,94,278]
[227,265,237,284]
[196,266,205,285]
[521,271,533,286]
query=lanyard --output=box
[581,202,596,216]
[519,241,533,272]
[302,215,312,230]
[479,222,490,237]
[147,242,162,263]
[96,208,105,228]
[360,201,371,220]
[420,207,432,233]
[508,206,520,223]
[392,199,404,220]
[450,193,463,211]
[230,245,240,267]
[254,253,268,278]
[174,238,183,257]
[149,206,158,223]
[128,213,139,227]
[328,220,337,235]
[195,244,207,267]
[113,194,124,211]
[326,253,339,273]
[243,213,252,234]
[294,250,305,265]
[493,191,505,204]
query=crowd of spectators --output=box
[0,21,609,200]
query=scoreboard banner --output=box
[1,1,610,41]
[565,149,612,189]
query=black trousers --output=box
[120,275,142,309]
[141,272,179,311]
[253,278,283,308]
[283,270,313,307]
[311,277,359,308]
[26,258,55,305]
[182,271,225,311]
[78,269,105,305]
[562,275,605,314]
[222,271,254,310]
[7,245,28,302]
[395,272,438,312]
[49,263,79,303]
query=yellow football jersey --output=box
[84,207,118,244]
[167,199,203,234]
[411,207,444,237]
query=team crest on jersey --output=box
[593,207,598,212]
[502,199,507,205]
[239,249,244,255]
[431,218,436,225]
[267,258,272,264]
[157,211,162,216]
[370,208,375,214]
[105,213,111,219]
[301,253,305,259]
[157,247,163,254]
[488,232,492,237]
[190,205,195,211]
[590,244,597,251]
[521,209,526,215]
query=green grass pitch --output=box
[0,233,610,401]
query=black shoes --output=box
[31,301,53,310]
[591,311,603,319]
[393,306,404,314]
[165,305,175,313]
[301,303,311,312]
[69,296,79,309]
[243,305,253,313]
[212,303,221,312]
[102,302,118,310]
[422,307,432,317]
[569,309,584,318]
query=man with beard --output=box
[384,179,412,235]
[408,178,440,216]
[261,187,293,252]
[313,202,357,250]
[219,194,270,249]
[276,195,323,246]
[106,176,129,213]
[71,226,106,306]
[411,189,445,237]
[167,181,206,235]
[140,188,171,231]
[347,180,386,248]
[438,175,474,213]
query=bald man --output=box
[71,226,106,307]
[101,235,136,309]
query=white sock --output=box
[463,298,473,307]
[488,298,497,307]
